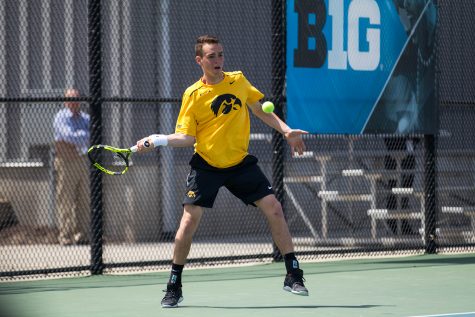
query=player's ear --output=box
[195,55,202,66]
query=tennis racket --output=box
[87,141,149,175]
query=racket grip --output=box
[130,141,150,152]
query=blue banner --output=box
[286,0,437,134]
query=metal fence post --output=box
[271,0,286,261]
[425,0,439,254]
[88,0,104,275]
[424,134,437,254]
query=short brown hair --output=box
[195,35,220,57]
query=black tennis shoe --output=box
[161,284,183,308]
[283,269,309,296]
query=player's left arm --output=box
[248,101,308,156]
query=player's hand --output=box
[135,137,154,153]
[284,129,308,157]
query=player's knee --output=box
[176,221,197,242]
[261,197,284,219]
[180,216,198,233]
[179,206,202,234]
[272,198,283,211]
[272,205,285,220]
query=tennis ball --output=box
[262,101,275,113]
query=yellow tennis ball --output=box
[262,101,275,113]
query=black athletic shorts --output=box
[182,153,274,208]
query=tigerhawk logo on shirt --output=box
[210,94,242,117]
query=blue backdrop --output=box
[286,0,437,134]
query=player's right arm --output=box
[135,133,195,153]
[136,88,197,153]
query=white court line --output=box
[408,312,475,317]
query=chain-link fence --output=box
[0,0,474,279]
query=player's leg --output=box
[173,204,203,265]
[225,156,308,296]
[162,162,223,308]
[161,204,203,308]
[254,195,293,255]
[255,195,308,296]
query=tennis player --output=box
[136,35,309,308]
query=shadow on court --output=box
[179,304,387,309]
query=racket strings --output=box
[89,147,129,174]
[112,152,127,166]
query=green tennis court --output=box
[1,253,474,317]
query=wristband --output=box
[150,134,168,147]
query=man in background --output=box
[53,88,90,245]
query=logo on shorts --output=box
[210,94,242,117]
[187,191,196,198]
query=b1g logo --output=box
[286,0,407,133]
[294,0,381,71]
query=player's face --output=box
[197,43,224,80]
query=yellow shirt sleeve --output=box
[243,75,264,105]
[175,91,197,136]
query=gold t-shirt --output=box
[175,71,264,168]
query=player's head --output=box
[195,35,220,57]
[64,88,81,114]
[195,35,224,80]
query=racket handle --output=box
[130,141,150,152]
